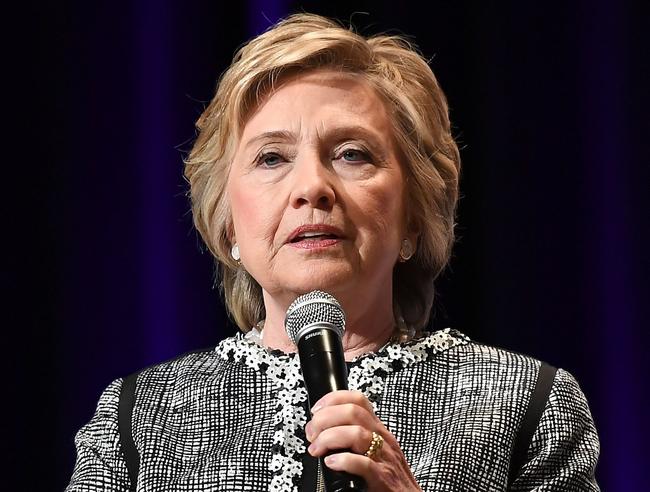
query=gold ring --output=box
[364,431,384,459]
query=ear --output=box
[403,219,420,261]
[405,216,420,248]
[407,231,419,250]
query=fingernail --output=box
[324,455,337,466]
[311,403,323,414]
[308,444,317,455]
[305,424,313,441]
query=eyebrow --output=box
[243,125,387,151]
[244,130,296,151]
[322,125,385,149]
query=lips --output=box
[287,225,344,246]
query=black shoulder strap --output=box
[118,371,140,491]
[508,361,557,486]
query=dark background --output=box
[6,0,649,490]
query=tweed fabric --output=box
[66,329,599,491]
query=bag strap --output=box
[118,371,140,491]
[508,361,557,486]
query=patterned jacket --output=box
[67,329,600,491]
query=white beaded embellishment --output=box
[215,328,468,491]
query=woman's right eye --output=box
[256,152,284,168]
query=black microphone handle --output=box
[298,327,367,492]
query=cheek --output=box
[353,181,406,245]
[228,181,283,252]
[230,186,258,237]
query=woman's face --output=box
[227,70,412,309]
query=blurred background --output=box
[6,0,649,489]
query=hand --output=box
[305,390,422,492]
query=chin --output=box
[283,266,356,298]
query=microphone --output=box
[285,291,367,492]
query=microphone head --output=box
[285,290,346,344]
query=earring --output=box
[399,239,414,262]
[230,243,240,262]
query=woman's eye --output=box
[257,152,284,167]
[339,148,370,163]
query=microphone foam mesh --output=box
[285,290,346,343]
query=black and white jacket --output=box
[67,329,600,491]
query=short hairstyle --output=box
[184,13,461,333]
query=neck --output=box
[259,288,395,362]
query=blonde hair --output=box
[184,13,460,333]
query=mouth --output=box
[287,225,344,247]
[289,231,341,243]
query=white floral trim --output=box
[215,328,468,491]
[348,328,469,410]
[216,335,307,491]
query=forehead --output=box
[240,70,393,139]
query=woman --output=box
[67,13,599,491]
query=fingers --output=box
[307,425,373,456]
[324,450,418,492]
[311,390,375,414]
[305,391,421,491]
[306,400,379,447]
[323,452,375,485]
[306,390,384,466]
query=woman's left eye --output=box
[339,148,370,163]
[256,152,285,168]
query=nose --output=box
[289,155,336,210]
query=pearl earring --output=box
[230,243,240,262]
[399,239,414,262]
